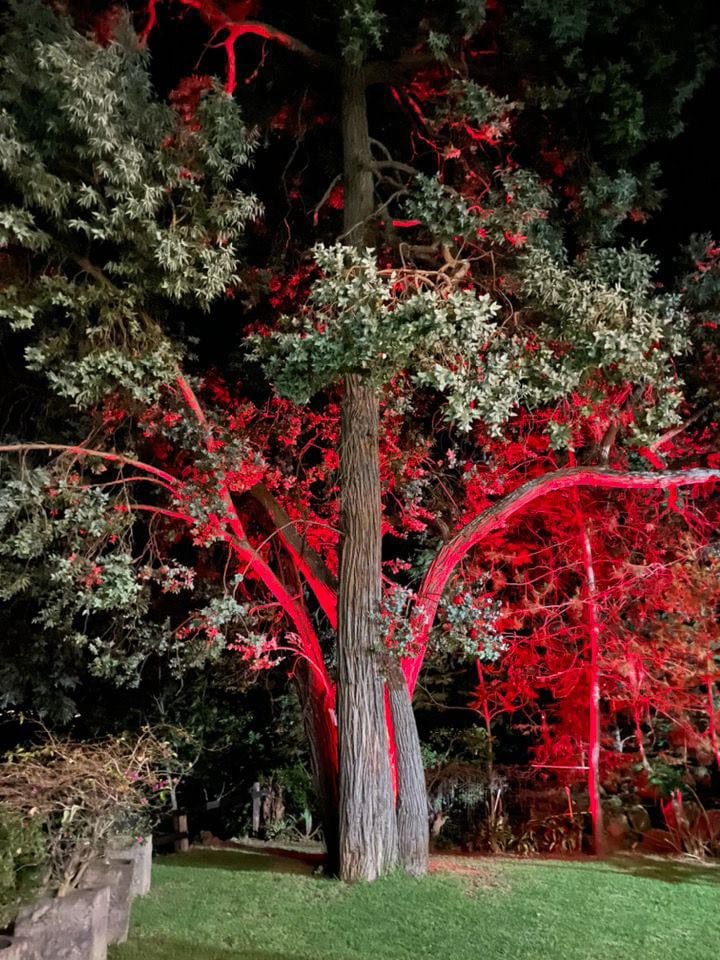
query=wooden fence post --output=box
[173,810,189,852]
[251,782,262,835]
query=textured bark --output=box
[341,64,374,249]
[386,659,429,876]
[337,371,398,880]
[336,62,434,881]
[336,63,399,881]
[294,663,340,874]
[575,510,605,856]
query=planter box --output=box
[80,860,133,945]
[107,836,152,897]
[14,885,110,960]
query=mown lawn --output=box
[110,848,720,960]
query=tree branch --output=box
[369,159,419,178]
[142,2,337,92]
[648,408,709,454]
[249,483,338,628]
[403,465,720,693]
[129,504,195,525]
[220,21,337,73]
[1,388,335,709]
[174,375,334,697]
[312,173,342,227]
[0,443,179,487]
[364,53,462,88]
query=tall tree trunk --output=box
[386,659,429,876]
[337,373,398,880]
[573,491,605,856]
[270,540,340,871]
[336,63,398,881]
[293,664,340,874]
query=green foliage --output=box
[25,340,181,408]
[0,1,267,708]
[518,245,689,440]
[0,466,158,685]
[505,0,716,157]
[0,806,46,928]
[341,0,386,65]
[644,760,685,798]
[0,456,252,710]
[403,169,556,249]
[449,80,517,131]
[0,0,259,407]
[434,587,504,662]
[681,235,720,313]
[421,725,492,770]
[576,164,661,244]
[254,242,516,431]
[457,0,487,37]
[256,229,688,438]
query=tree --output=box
[0,2,260,710]
[2,0,719,881]
[459,409,720,851]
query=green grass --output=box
[110,849,720,960]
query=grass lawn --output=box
[109,848,720,960]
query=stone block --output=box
[107,836,152,896]
[80,861,133,945]
[14,885,109,960]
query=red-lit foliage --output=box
[22,369,717,831]
[140,0,327,94]
[461,413,719,846]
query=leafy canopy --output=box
[0,0,259,406]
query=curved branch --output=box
[369,159,419,178]
[403,465,720,693]
[142,2,337,93]
[0,443,179,487]
[128,504,195,525]
[221,21,336,72]
[230,530,335,704]
[249,483,338,629]
[174,375,334,700]
[132,500,336,719]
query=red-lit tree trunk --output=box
[270,541,340,874]
[573,496,605,856]
[294,661,340,873]
[336,63,398,881]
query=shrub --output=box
[0,806,46,929]
[0,730,178,895]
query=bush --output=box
[0,729,179,895]
[0,806,46,929]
